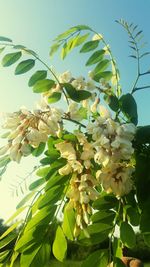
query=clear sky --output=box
[0,0,150,220]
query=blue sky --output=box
[0,0,150,219]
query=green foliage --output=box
[52,226,67,262]
[2,52,22,67]
[119,93,138,125]
[28,70,47,87]
[120,222,136,248]
[15,59,35,75]
[1,19,150,267]
[33,79,55,93]
[64,83,91,102]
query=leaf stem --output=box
[62,116,86,128]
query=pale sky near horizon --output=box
[0,0,150,221]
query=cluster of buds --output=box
[87,108,136,196]
[67,173,99,236]
[0,106,63,163]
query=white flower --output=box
[91,98,100,113]
[58,163,72,176]
[99,105,111,118]
[26,129,48,147]
[68,103,83,122]
[70,160,83,173]
[0,144,9,156]
[71,76,86,90]
[20,143,31,156]
[55,141,76,161]
[59,71,72,83]
[9,144,21,163]
[116,123,136,140]
[92,33,103,41]
[86,79,95,90]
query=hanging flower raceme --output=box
[0,106,63,163]
[55,136,99,235]
[87,106,136,196]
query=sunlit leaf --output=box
[64,83,91,102]
[33,79,55,93]
[0,221,21,240]
[15,59,35,75]
[2,52,22,67]
[0,36,12,42]
[85,49,105,66]
[28,70,47,87]
[48,92,61,103]
[52,226,67,262]
[80,40,99,53]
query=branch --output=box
[132,85,150,93]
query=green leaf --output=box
[38,185,64,209]
[93,59,110,73]
[0,221,21,240]
[16,191,35,209]
[0,232,17,249]
[120,222,136,248]
[126,206,140,226]
[86,49,105,66]
[140,209,150,233]
[0,36,12,42]
[64,83,91,102]
[104,94,119,112]
[15,225,46,252]
[0,155,10,168]
[114,257,126,267]
[91,210,115,224]
[119,93,138,125]
[29,178,45,191]
[49,43,61,57]
[135,126,150,144]
[93,194,119,210]
[81,250,108,267]
[143,233,150,247]
[48,92,61,103]
[0,250,11,263]
[33,79,55,93]
[28,70,47,87]
[20,244,41,267]
[61,42,68,59]
[55,28,77,41]
[32,142,45,157]
[52,226,67,262]
[80,40,99,53]
[79,230,110,246]
[0,46,5,54]
[72,33,90,48]
[87,222,112,235]
[24,205,56,232]
[92,71,113,82]
[45,174,69,191]
[62,205,76,241]
[73,25,91,31]
[30,237,51,266]
[5,206,27,224]
[113,238,123,259]
[15,59,35,75]
[36,166,51,177]
[2,52,22,67]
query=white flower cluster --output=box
[0,107,63,163]
[87,110,136,196]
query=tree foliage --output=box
[0,20,150,267]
